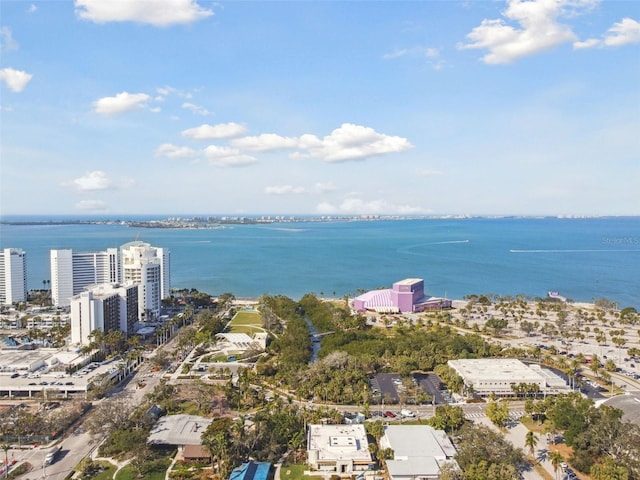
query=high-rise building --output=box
[0,248,27,305]
[50,248,119,307]
[70,283,138,345]
[120,241,170,320]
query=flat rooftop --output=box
[307,424,371,462]
[381,425,458,478]
[148,414,213,446]
[448,358,544,383]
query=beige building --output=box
[307,424,374,474]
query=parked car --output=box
[384,411,396,418]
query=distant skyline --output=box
[1,0,639,216]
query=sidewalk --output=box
[476,417,558,480]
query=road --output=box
[10,355,169,479]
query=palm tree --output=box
[549,451,564,480]
[524,431,538,457]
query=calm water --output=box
[1,216,638,308]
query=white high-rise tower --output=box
[0,248,27,305]
[120,241,170,320]
[50,248,119,307]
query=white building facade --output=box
[120,241,170,320]
[50,248,119,307]
[70,283,138,345]
[307,424,373,474]
[0,248,27,305]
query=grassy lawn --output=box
[229,325,265,335]
[229,311,262,326]
[280,464,324,480]
[92,461,118,480]
[115,458,172,480]
[521,417,547,433]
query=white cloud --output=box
[74,0,214,26]
[155,143,198,159]
[182,102,213,116]
[304,123,413,162]
[156,86,192,99]
[71,171,112,191]
[0,27,18,51]
[383,46,440,60]
[203,145,257,167]
[232,133,300,152]
[75,199,107,211]
[93,92,150,115]
[604,18,640,47]
[316,197,427,215]
[573,38,600,49]
[573,17,640,49]
[416,168,444,177]
[0,68,33,92]
[460,0,596,64]
[425,48,440,58]
[182,122,247,140]
[65,171,135,191]
[264,185,307,195]
[315,182,338,193]
[383,49,409,60]
[231,124,411,162]
[27,4,37,13]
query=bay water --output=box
[1,216,638,308]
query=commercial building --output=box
[50,248,119,307]
[447,358,569,397]
[0,248,27,305]
[353,278,451,314]
[120,241,170,320]
[307,424,374,474]
[379,425,459,480]
[70,283,138,345]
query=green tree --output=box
[485,399,510,428]
[201,418,233,479]
[549,451,564,480]
[426,405,466,433]
[590,457,629,480]
[524,431,538,457]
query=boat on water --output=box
[548,291,567,302]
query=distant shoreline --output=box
[2,214,635,229]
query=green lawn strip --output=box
[229,311,262,326]
[281,463,324,480]
[115,458,172,480]
[91,462,119,480]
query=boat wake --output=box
[398,240,469,256]
[510,249,640,253]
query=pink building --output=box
[352,278,451,314]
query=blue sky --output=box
[1,0,639,216]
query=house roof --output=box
[183,444,211,460]
[229,461,271,480]
[148,414,212,446]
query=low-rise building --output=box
[307,424,374,474]
[447,358,569,397]
[229,461,272,480]
[379,425,459,480]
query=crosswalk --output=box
[464,409,525,420]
